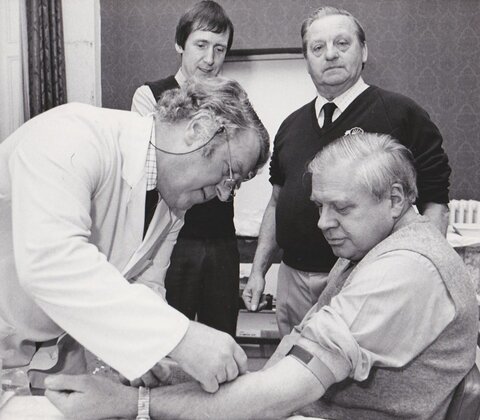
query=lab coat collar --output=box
[118,112,155,188]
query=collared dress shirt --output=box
[293,250,455,391]
[315,77,369,127]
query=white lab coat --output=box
[0,103,189,380]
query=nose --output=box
[204,47,215,65]
[317,207,337,231]
[325,43,339,60]
[215,183,232,202]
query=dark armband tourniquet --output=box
[287,344,336,389]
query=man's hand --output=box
[242,272,267,311]
[118,360,173,387]
[168,321,247,393]
[45,374,137,420]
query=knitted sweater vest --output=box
[303,216,478,420]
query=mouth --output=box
[324,66,342,71]
[198,68,214,74]
[326,237,346,246]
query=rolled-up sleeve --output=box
[297,250,455,385]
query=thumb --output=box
[251,290,263,311]
[200,376,219,393]
[45,388,70,407]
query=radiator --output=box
[449,199,480,224]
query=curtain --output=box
[26,0,67,118]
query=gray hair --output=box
[155,76,270,174]
[301,6,366,56]
[308,132,418,204]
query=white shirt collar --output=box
[174,68,188,87]
[315,77,369,120]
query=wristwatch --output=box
[136,386,151,420]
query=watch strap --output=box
[136,386,151,420]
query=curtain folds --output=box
[26,0,67,118]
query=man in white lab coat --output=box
[0,76,270,393]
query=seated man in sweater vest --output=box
[45,133,477,420]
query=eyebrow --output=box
[194,38,227,47]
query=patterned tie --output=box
[322,102,337,129]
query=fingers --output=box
[242,285,261,311]
[44,374,86,392]
[45,388,70,406]
[139,371,160,388]
[257,295,269,311]
[200,346,246,393]
[242,288,253,310]
[225,359,239,381]
[170,322,248,393]
[151,362,172,383]
[233,345,248,375]
[200,376,220,393]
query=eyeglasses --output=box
[222,128,256,202]
[150,122,254,201]
[223,129,237,201]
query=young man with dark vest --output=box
[131,1,240,337]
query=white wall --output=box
[62,0,101,106]
[0,0,25,142]
[222,55,317,237]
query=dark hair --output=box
[175,1,234,51]
[301,6,366,56]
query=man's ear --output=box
[390,183,406,218]
[175,43,184,54]
[184,114,212,147]
[362,42,368,65]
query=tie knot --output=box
[322,102,337,129]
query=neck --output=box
[316,79,360,101]
[392,205,419,233]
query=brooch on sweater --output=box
[345,127,364,136]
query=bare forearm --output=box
[251,186,282,276]
[149,358,324,420]
[419,202,449,236]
